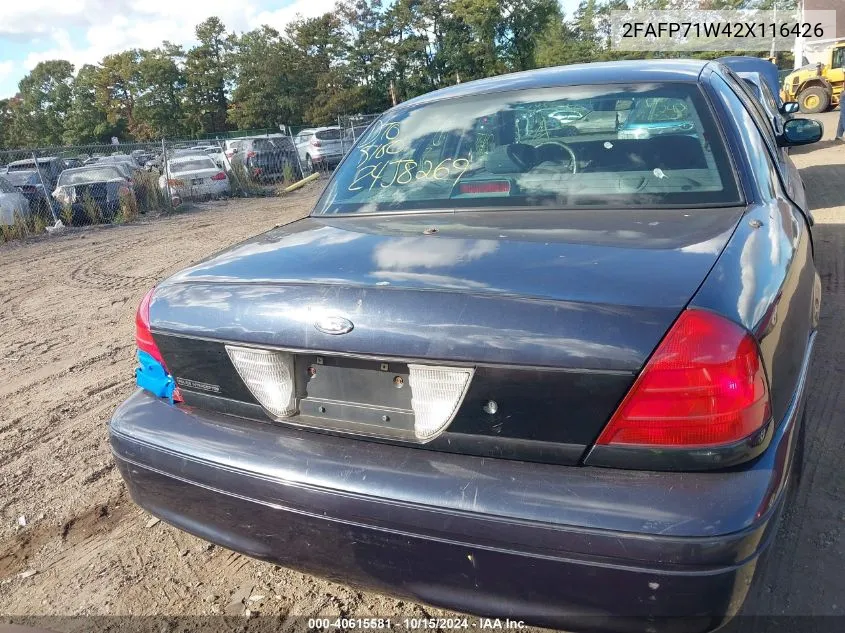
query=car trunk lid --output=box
[149,207,744,463]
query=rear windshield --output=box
[315,129,341,141]
[313,83,741,215]
[170,158,217,172]
[58,167,123,185]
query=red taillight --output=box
[312,140,322,148]
[136,288,165,366]
[135,288,182,402]
[596,309,770,448]
[246,151,256,158]
[459,181,511,194]
[211,171,227,181]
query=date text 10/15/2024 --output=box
[307,618,527,630]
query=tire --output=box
[798,86,830,114]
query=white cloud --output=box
[0,61,15,81]
[3,0,338,87]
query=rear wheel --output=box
[798,86,830,113]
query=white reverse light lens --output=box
[407,364,474,441]
[226,346,297,418]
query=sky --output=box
[0,0,581,99]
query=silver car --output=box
[294,126,344,172]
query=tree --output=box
[288,13,364,123]
[229,26,301,129]
[184,17,234,135]
[96,50,143,139]
[63,64,118,145]
[15,60,75,146]
[135,44,187,139]
[0,96,26,150]
[451,0,504,77]
[501,0,563,71]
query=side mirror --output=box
[780,101,800,115]
[778,118,823,147]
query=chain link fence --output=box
[0,112,384,241]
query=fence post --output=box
[288,127,306,179]
[161,138,173,211]
[32,152,58,224]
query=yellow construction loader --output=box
[782,39,845,113]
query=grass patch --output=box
[133,169,167,214]
[1,211,30,242]
[118,189,139,223]
[82,190,102,225]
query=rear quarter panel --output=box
[693,70,819,426]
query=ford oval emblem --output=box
[314,314,354,335]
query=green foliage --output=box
[81,190,102,225]
[60,203,73,226]
[184,17,234,135]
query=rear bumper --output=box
[110,330,810,633]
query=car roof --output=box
[399,60,709,109]
[8,156,60,166]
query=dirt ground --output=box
[1,121,844,633]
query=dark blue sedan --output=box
[111,60,822,632]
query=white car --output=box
[195,146,228,170]
[159,155,230,200]
[0,175,31,225]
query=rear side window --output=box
[314,82,741,215]
[315,129,341,141]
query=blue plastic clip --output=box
[135,350,177,404]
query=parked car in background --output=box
[131,149,155,168]
[294,126,343,172]
[293,128,317,161]
[113,60,822,632]
[90,158,133,181]
[0,175,31,226]
[191,145,227,169]
[2,160,61,218]
[341,126,372,154]
[158,155,230,201]
[719,56,800,118]
[227,137,301,182]
[737,71,790,136]
[52,165,134,224]
[549,104,623,136]
[616,95,697,139]
[6,156,66,192]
